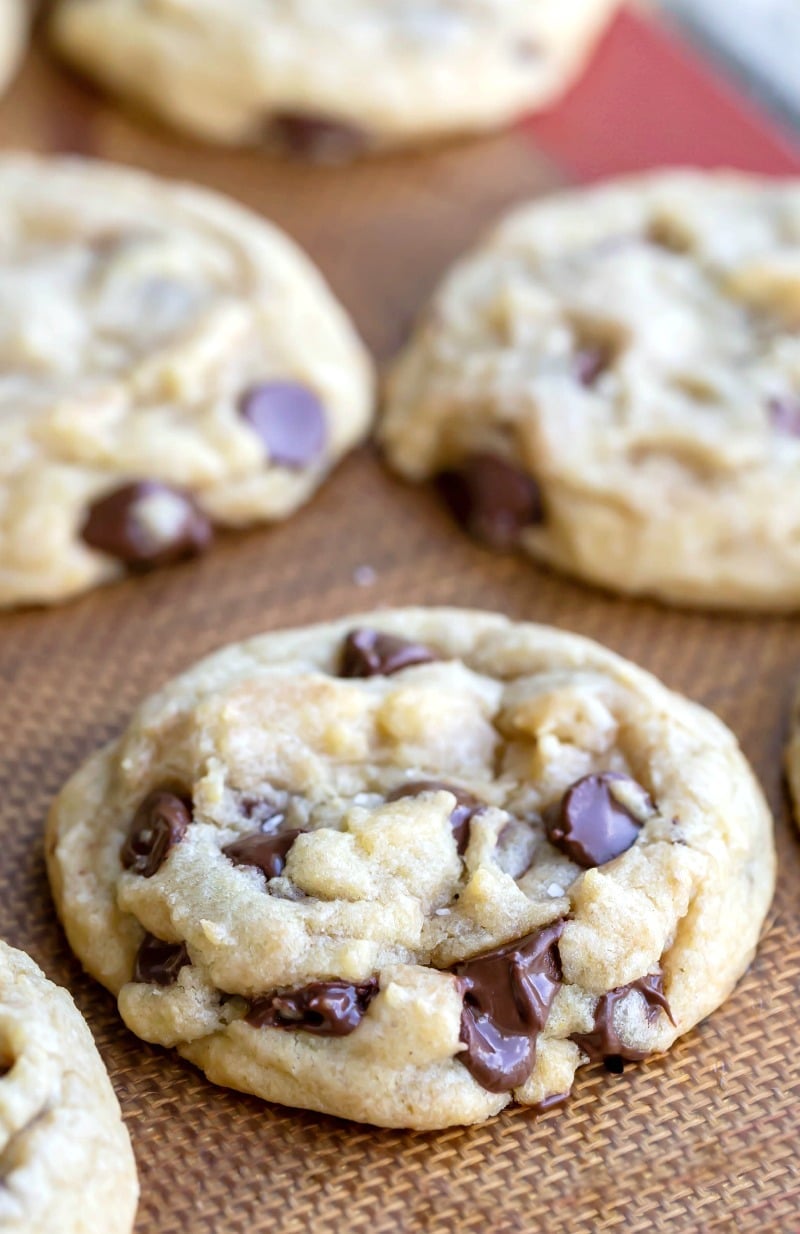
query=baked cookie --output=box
[383,172,800,610]
[46,608,775,1130]
[0,941,138,1233]
[0,0,27,98]
[0,154,373,608]
[49,0,620,157]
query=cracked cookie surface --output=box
[0,941,138,1234]
[0,154,373,608]
[383,172,800,609]
[49,0,620,155]
[47,609,775,1129]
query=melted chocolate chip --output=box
[81,482,212,567]
[545,773,649,868]
[269,111,369,162]
[340,628,438,678]
[453,921,564,1093]
[133,934,190,986]
[247,979,378,1036]
[387,780,483,855]
[437,453,544,551]
[223,829,304,880]
[769,396,800,437]
[120,790,192,878]
[572,972,674,1066]
[239,381,328,468]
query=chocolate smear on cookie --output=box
[572,972,675,1069]
[453,921,564,1092]
[545,772,651,868]
[223,829,305,880]
[121,789,192,878]
[133,935,190,986]
[248,979,378,1036]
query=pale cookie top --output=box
[50,0,621,154]
[0,154,373,608]
[0,0,26,97]
[0,942,138,1234]
[383,172,800,609]
[47,609,775,1130]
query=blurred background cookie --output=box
[48,0,621,158]
[383,171,800,609]
[0,154,373,608]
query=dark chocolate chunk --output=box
[571,972,674,1067]
[453,921,564,1093]
[769,396,800,437]
[223,829,304,880]
[133,934,190,986]
[436,453,544,551]
[238,381,328,468]
[247,979,379,1036]
[121,790,192,878]
[387,780,483,855]
[340,628,438,678]
[269,111,369,162]
[545,773,649,868]
[81,481,212,567]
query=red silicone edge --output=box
[522,7,800,180]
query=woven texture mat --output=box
[2,22,800,1234]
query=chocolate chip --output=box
[340,628,438,678]
[121,790,192,878]
[571,972,674,1066]
[436,453,544,551]
[545,773,649,868]
[238,381,328,468]
[81,482,212,567]
[575,343,613,387]
[223,829,304,880]
[269,111,369,163]
[769,396,800,437]
[387,780,483,855]
[133,934,190,986]
[453,921,564,1093]
[247,979,378,1036]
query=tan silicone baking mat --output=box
[3,12,800,1232]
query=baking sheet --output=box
[2,10,800,1231]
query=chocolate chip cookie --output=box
[383,172,800,609]
[46,609,775,1129]
[0,0,26,97]
[49,0,620,156]
[0,941,138,1233]
[0,154,373,608]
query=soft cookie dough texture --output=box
[383,172,800,609]
[49,0,621,154]
[0,941,138,1234]
[0,0,27,97]
[47,609,775,1130]
[0,154,373,608]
